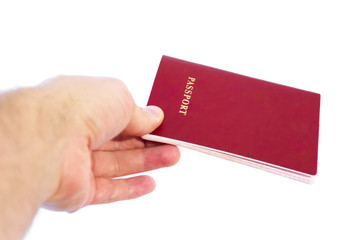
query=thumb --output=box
[123,105,164,136]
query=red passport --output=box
[143,56,321,183]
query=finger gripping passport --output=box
[143,56,321,183]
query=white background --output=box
[1,0,359,239]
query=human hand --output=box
[38,76,180,212]
[0,76,180,217]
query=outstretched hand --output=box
[40,76,180,212]
[0,76,179,239]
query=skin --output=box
[0,76,180,240]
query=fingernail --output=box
[144,105,164,121]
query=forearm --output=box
[0,166,41,240]
[0,88,65,239]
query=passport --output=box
[143,56,321,183]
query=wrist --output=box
[0,87,70,202]
[0,88,47,239]
[0,84,82,238]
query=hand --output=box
[40,76,180,212]
[0,75,180,239]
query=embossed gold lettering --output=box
[182,99,190,105]
[183,94,191,100]
[179,77,196,115]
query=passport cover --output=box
[143,56,321,183]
